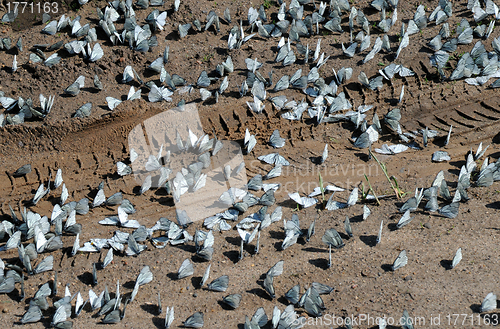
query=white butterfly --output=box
[374,144,408,155]
[106,97,122,111]
[88,43,103,62]
[117,162,132,176]
[246,95,264,113]
[451,247,462,269]
[308,185,345,197]
[237,224,259,244]
[288,192,318,208]
[127,86,141,101]
[148,83,173,102]
[88,289,104,310]
[155,11,167,30]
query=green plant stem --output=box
[319,172,325,204]
[368,148,404,199]
[364,174,380,206]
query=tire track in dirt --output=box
[0,101,169,216]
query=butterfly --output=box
[480,292,497,312]
[322,228,345,267]
[289,192,317,208]
[451,247,462,269]
[392,250,408,271]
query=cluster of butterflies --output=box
[0,119,356,327]
[4,113,495,327]
[4,98,496,310]
[14,264,156,326]
[0,91,55,125]
[1,0,500,130]
[242,263,336,327]
[395,142,498,221]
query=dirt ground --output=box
[1,0,500,328]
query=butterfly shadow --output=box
[191,276,203,289]
[440,259,453,270]
[77,271,95,286]
[81,86,100,95]
[338,231,352,241]
[58,92,80,99]
[387,223,399,231]
[140,303,159,316]
[350,214,364,223]
[276,199,300,209]
[308,258,329,270]
[301,247,326,253]
[214,47,229,57]
[5,288,23,305]
[223,250,240,263]
[225,236,241,247]
[122,280,136,289]
[449,160,466,170]
[217,300,236,311]
[0,212,13,224]
[225,90,242,99]
[309,156,324,165]
[22,198,37,207]
[381,264,394,272]
[1,65,16,74]
[359,235,378,247]
[486,201,500,210]
[152,316,166,329]
[149,196,175,207]
[470,303,483,313]
[193,253,212,263]
[268,230,284,241]
[384,96,400,106]
[418,45,436,56]
[277,295,292,307]
[354,152,371,162]
[491,131,500,145]
[343,81,363,93]
[98,104,110,111]
[132,185,144,195]
[166,272,181,281]
[273,240,285,251]
[247,287,272,301]
[142,69,158,80]
[171,243,197,254]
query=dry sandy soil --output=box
[1,0,500,328]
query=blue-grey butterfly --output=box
[392,250,408,271]
[285,284,300,305]
[480,292,497,312]
[207,275,229,292]
[178,259,194,279]
[451,247,462,269]
[223,294,242,309]
[184,312,204,328]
